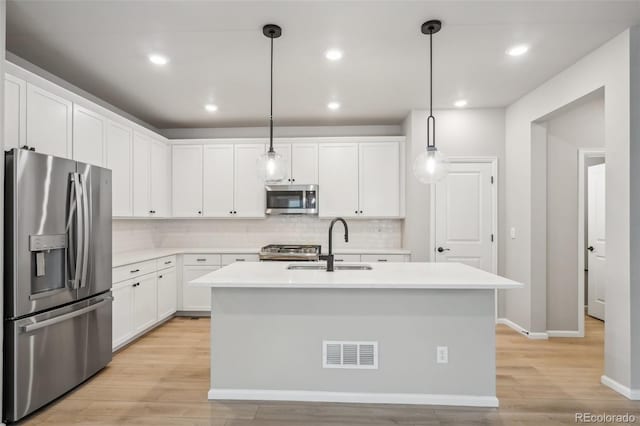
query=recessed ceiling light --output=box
[325,49,343,61]
[327,101,341,110]
[148,54,169,66]
[204,104,218,112]
[454,99,468,108]
[506,44,529,57]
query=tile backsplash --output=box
[113,216,402,252]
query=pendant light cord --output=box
[427,29,436,150]
[268,34,275,153]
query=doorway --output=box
[579,151,606,326]
[430,158,498,274]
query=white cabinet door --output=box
[106,121,133,217]
[172,145,203,217]
[291,143,318,184]
[358,142,400,217]
[319,143,359,217]
[132,132,151,217]
[73,105,106,166]
[182,266,218,311]
[4,73,26,150]
[203,144,235,217]
[234,144,266,217]
[112,283,135,350]
[157,268,177,320]
[26,83,72,158]
[150,140,171,217]
[133,274,157,333]
[273,143,292,183]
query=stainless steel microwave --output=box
[265,184,318,215]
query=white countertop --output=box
[112,247,411,267]
[190,262,522,290]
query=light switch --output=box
[510,227,516,239]
[436,346,448,364]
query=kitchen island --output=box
[191,261,522,407]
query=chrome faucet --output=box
[319,217,349,271]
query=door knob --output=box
[587,246,595,252]
[437,247,450,253]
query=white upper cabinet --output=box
[172,145,203,217]
[319,143,359,217]
[4,73,26,150]
[234,144,266,218]
[291,143,318,185]
[73,104,106,166]
[273,143,292,183]
[132,132,152,217]
[358,142,400,217]
[106,121,134,217]
[26,83,72,158]
[203,144,234,217]
[150,139,171,217]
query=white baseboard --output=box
[208,388,499,407]
[601,375,640,400]
[547,330,582,338]
[496,318,548,340]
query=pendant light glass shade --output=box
[257,150,288,183]
[413,148,449,184]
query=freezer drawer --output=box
[4,292,113,423]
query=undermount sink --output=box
[287,264,373,271]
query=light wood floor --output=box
[23,316,640,425]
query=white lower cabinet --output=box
[133,273,158,334]
[157,267,177,320]
[112,282,135,349]
[182,265,219,311]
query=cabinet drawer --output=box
[221,253,259,266]
[360,254,408,263]
[156,255,177,270]
[113,260,157,284]
[183,254,221,266]
[333,254,361,263]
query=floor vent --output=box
[322,341,378,369]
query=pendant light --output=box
[257,24,288,183]
[413,19,449,184]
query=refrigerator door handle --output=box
[80,173,90,288]
[68,173,83,289]
[21,296,114,333]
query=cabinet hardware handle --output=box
[132,282,140,287]
[377,259,388,262]
[335,259,344,262]
[130,269,140,273]
[197,210,202,215]
[235,259,245,261]
[292,178,296,182]
[229,210,233,214]
[359,210,363,214]
[164,261,171,264]
[354,210,358,214]
[158,275,163,279]
[196,258,206,261]
[233,211,237,214]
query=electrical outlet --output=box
[436,346,448,364]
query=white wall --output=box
[113,217,402,253]
[402,108,506,270]
[503,28,637,393]
[0,0,6,419]
[545,95,605,332]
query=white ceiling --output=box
[7,1,640,128]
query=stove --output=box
[259,244,322,262]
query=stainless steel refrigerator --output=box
[3,148,113,423]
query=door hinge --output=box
[491,176,494,184]
[491,234,494,242]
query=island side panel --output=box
[210,288,496,403]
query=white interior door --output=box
[587,163,606,321]
[434,162,495,272]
